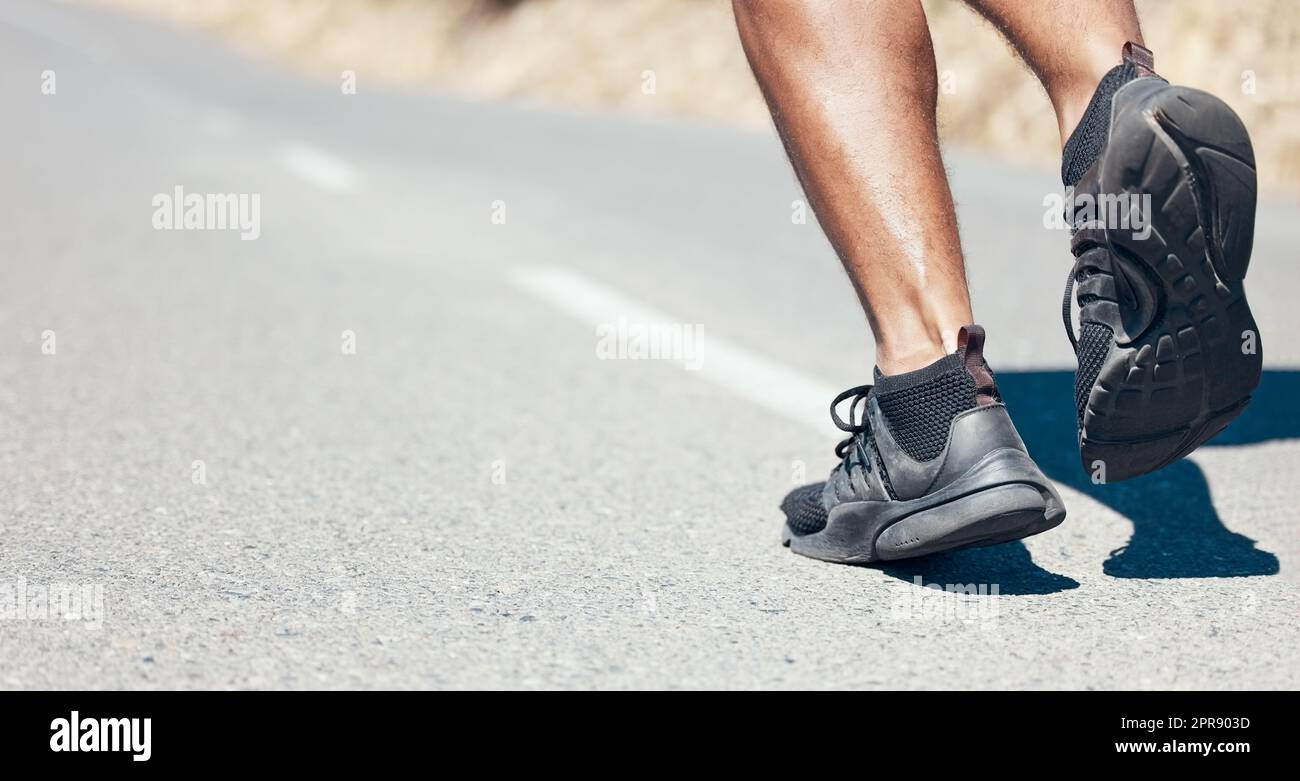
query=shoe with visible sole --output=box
[781,326,1065,564]
[1062,42,1261,483]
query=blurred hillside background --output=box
[97,0,1300,193]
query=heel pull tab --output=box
[957,325,998,407]
[1122,41,1157,77]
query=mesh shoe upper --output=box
[1074,322,1113,423]
[1061,62,1138,187]
[875,357,980,462]
[781,483,830,536]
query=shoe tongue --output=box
[957,325,998,406]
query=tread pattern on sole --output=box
[1072,83,1261,481]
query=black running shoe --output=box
[1062,42,1261,483]
[781,326,1066,564]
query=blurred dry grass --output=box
[98,0,1300,192]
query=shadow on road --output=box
[782,370,1296,591]
[879,541,1082,596]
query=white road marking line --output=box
[279,144,356,193]
[509,265,1127,540]
[509,265,843,439]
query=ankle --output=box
[875,335,953,376]
[1053,41,1134,148]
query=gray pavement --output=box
[1,0,1298,689]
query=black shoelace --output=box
[830,384,874,471]
[1061,246,1118,352]
[1061,255,1088,352]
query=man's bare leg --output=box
[741,1,1067,564]
[733,0,970,375]
[960,0,1142,147]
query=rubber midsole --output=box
[806,448,1057,557]
[875,483,1048,560]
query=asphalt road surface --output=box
[2,0,1298,689]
